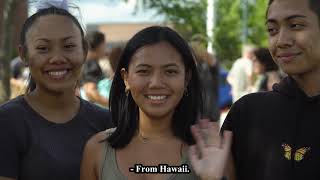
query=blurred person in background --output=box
[98,46,123,100]
[227,44,256,102]
[80,31,108,107]
[251,47,282,92]
[9,57,28,99]
[191,42,220,122]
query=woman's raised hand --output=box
[189,119,232,180]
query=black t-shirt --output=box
[222,77,320,180]
[0,96,113,180]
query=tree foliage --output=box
[128,0,269,67]
[135,0,207,40]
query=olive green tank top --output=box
[100,128,200,180]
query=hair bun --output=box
[36,0,69,11]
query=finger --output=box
[207,121,221,147]
[188,145,199,167]
[199,119,210,145]
[221,131,233,152]
[199,119,209,129]
[191,124,206,155]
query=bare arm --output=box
[82,82,109,106]
[80,131,107,180]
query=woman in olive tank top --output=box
[80,26,232,180]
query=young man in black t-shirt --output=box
[222,0,320,179]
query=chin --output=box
[144,109,174,120]
[44,84,74,95]
[281,67,310,76]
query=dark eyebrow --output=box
[266,15,307,25]
[35,36,75,43]
[163,63,179,68]
[135,63,179,68]
[135,64,152,68]
[35,38,50,43]
[63,36,75,41]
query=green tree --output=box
[214,0,242,67]
[131,0,269,68]
[247,0,269,46]
[134,0,207,40]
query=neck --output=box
[27,87,78,110]
[138,109,174,138]
[292,68,320,97]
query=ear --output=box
[18,45,28,66]
[120,68,130,90]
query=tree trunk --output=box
[0,0,27,104]
[0,0,16,104]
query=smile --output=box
[146,95,168,100]
[46,69,71,79]
[277,53,302,63]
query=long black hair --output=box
[108,26,203,149]
[19,7,88,93]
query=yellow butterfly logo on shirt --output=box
[282,143,311,162]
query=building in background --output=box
[80,0,165,47]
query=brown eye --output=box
[267,27,278,36]
[65,44,76,49]
[290,24,304,30]
[36,46,49,53]
[136,69,149,75]
[166,69,178,75]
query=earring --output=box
[125,87,130,96]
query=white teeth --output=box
[48,70,67,76]
[147,95,167,100]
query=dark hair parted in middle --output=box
[108,26,203,149]
[20,7,88,93]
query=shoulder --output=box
[0,97,29,148]
[81,99,111,118]
[79,99,114,130]
[235,91,282,106]
[89,128,116,142]
[81,129,112,180]
[83,128,116,163]
[0,96,27,124]
[86,130,109,148]
[0,96,25,114]
[222,91,283,131]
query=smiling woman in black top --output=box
[0,3,112,180]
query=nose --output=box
[49,54,67,64]
[48,47,68,64]
[276,27,294,48]
[148,71,165,88]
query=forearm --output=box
[87,91,108,106]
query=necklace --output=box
[137,132,172,144]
